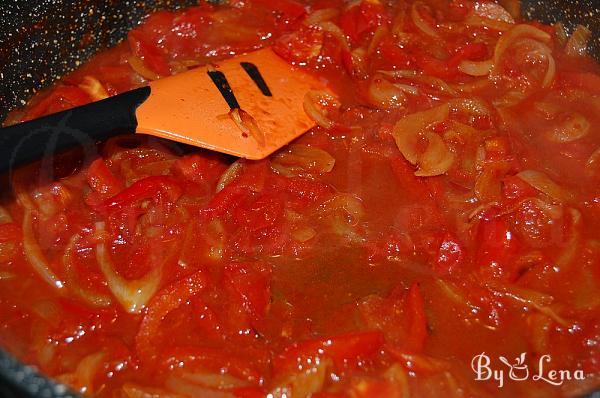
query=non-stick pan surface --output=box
[0,0,598,397]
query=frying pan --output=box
[0,0,598,397]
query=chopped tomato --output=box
[435,233,464,275]
[127,30,171,77]
[274,330,384,373]
[223,262,272,327]
[0,223,21,243]
[338,1,387,43]
[22,86,92,121]
[92,175,183,214]
[87,158,124,197]
[136,270,207,362]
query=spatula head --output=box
[135,48,329,159]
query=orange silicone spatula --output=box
[0,48,330,172]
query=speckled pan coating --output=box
[0,1,599,398]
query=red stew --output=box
[2,1,600,397]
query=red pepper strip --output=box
[0,223,22,243]
[273,330,384,373]
[404,283,427,353]
[136,270,207,363]
[92,175,182,214]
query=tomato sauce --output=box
[2,1,600,397]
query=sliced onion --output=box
[303,90,341,129]
[522,39,556,88]
[122,383,188,398]
[393,103,450,166]
[415,132,454,177]
[65,351,107,394]
[63,235,112,308]
[271,358,331,398]
[474,2,514,23]
[95,222,162,313]
[491,24,551,76]
[411,2,439,38]
[229,108,266,147]
[585,147,600,177]
[0,206,13,224]
[178,372,248,390]
[464,15,513,31]
[165,376,235,398]
[498,0,520,20]
[292,226,317,243]
[22,210,65,289]
[0,271,15,280]
[546,112,590,143]
[565,24,592,57]
[516,170,573,203]
[368,25,389,55]
[458,60,493,76]
[270,144,335,178]
[78,76,109,101]
[348,47,369,79]
[449,97,491,117]
[318,21,350,51]
[368,75,408,109]
[485,281,571,327]
[319,193,365,242]
[216,160,243,193]
[554,22,568,47]
[378,70,458,96]
[304,8,339,26]
[127,55,159,81]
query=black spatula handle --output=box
[0,86,151,174]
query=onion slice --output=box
[95,222,162,313]
[303,90,341,129]
[393,105,444,165]
[22,210,65,290]
[516,170,573,203]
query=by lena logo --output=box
[471,352,585,388]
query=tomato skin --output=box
[22,86,92,121]
[136,270,207,363]
[274,330,384,373]
[274,27,324,64]
[201,185,253,220]
[223,262,272,327]
[87,158,124,197]
[127,30,171,77]
[0,223,21,243]
[92,175,183,214]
